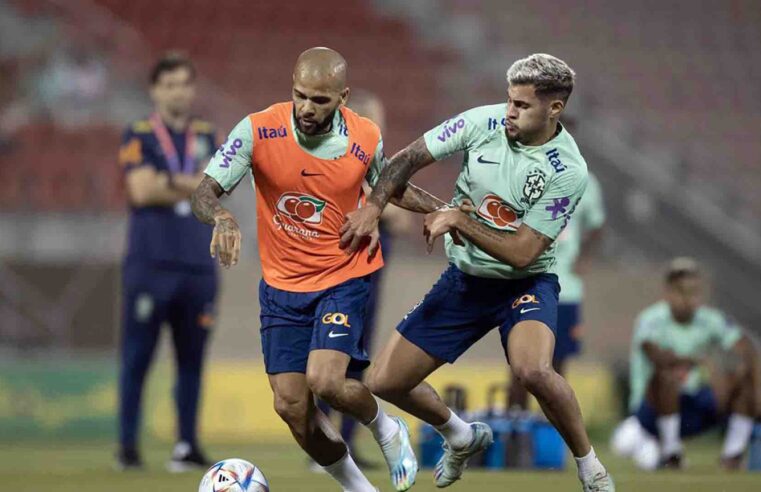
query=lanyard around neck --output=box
[150,112,196,174]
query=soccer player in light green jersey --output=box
[611,258,761,470]
[341,54,614,491]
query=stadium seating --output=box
[2,0,444,211]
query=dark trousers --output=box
[118,263,217,449]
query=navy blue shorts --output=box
[397,264,560,363]
[259,276,372,375]
[635,386,720,438]
[553,303,582,363]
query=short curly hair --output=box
[506,53,575,102]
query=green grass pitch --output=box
[1,437,758,491]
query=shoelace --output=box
[584,472,609,492]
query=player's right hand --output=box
[210,210,242,268]
[340,203,383,255]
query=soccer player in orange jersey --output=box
[191,48,447,492]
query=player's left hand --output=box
[423,207,465,253]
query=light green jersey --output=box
[554,173,605,303]
[628,301,743,411]
[205,108,386,192]
[424,103,588,279]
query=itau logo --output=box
[276,193,326,224]
[476,194,522,230]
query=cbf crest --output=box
[522,169,546,205]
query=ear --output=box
[339,87,350,106]
[548,99,565,119]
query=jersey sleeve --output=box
[118,127,150,173]
[423,108,481,161]
[581,173,606,231]
[632,312,659,347]
[365,137,386,187]
[711,311,743,351]
[522,167,588,240]
[204,116,254,193]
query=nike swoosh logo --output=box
[328,331,349,338]
[520,307,541,314]
[301,169,324,177]
[476,155,500,165]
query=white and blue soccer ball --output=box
[199,459,270,492]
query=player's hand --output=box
[340,203,382,255]
[458,198,476,214]
[423,207,465,253]
[368,225,381,258]
[210,210,242,268]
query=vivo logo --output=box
[218,138,243,168]
[436,118,465,142]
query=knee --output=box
[306,369,344,404]
[512,364,554,394]
[273,392,309,429]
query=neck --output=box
[156,107,189,132]
[523,120,560,146]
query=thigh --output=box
[371,330,445,392]
[506,320,556,370]
[396,265,501,364]
[500,273,560,356]
[121,264,172,351]
[312,276,373,373]
[260,279,318,375]
[168,272,217,360]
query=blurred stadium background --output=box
[0,0,759,490]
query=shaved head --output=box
[292,47,349,135]
[293,47,347,92]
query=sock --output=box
[656,413,682,457]
[722,413,754,458]
[322,451,376,492]
[364,402,399,445]
[575,446,606,481]
[434,409,473,449]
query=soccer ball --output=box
[199,459,270,492]
[609,416,660,471]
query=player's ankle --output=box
[575,446,605,480]
[434,409,473,449]
[364,404,399,445]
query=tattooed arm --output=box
[389,182,448,213]
[368,137,436,209]
[423,202,552,269]
[341,137,437,252]
[191,175,242,268]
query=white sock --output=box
[722,413,754,458]
[657,413,682,457]
[575,446,606,481]
[364,402,399,445]
[434,409,473,449]
[322,451,376,492]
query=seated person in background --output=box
[611,257,761,470]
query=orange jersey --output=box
[248,102,383,292]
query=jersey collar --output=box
[290,109,344,151]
